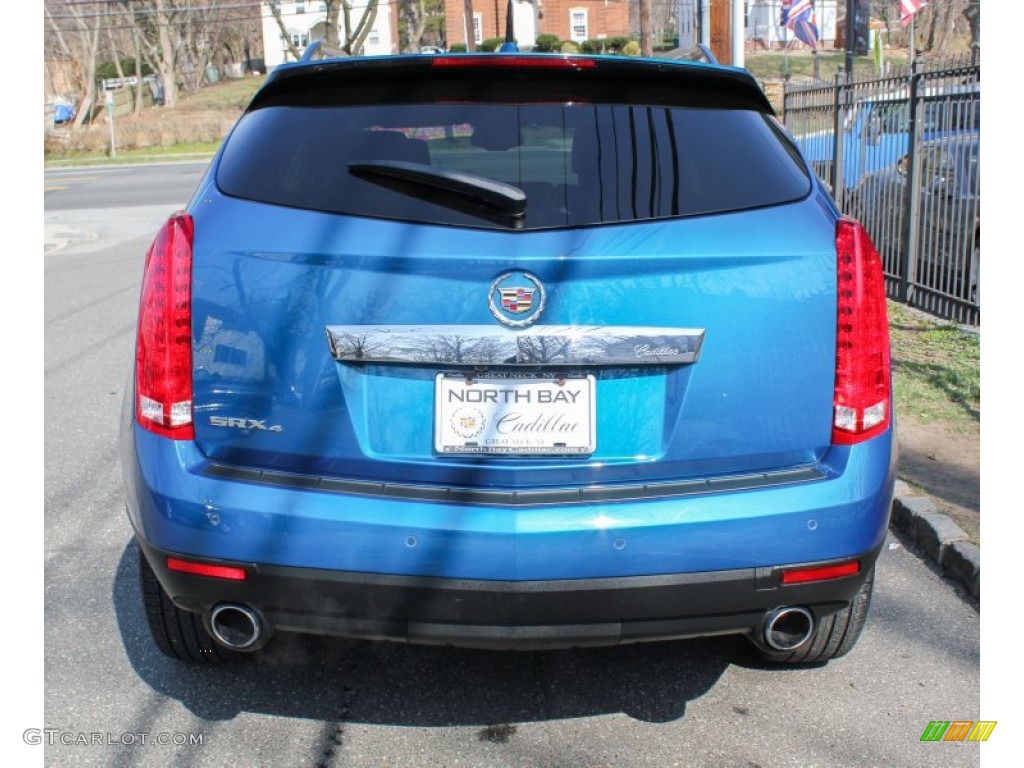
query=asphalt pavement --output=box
[41,162,985,767]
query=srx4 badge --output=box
[209,416,284,433]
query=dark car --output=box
[849,133,979,305]
[122,50,895,665]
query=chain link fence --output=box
[783,57,980,326]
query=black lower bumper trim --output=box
[138,539,882,651]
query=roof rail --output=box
[300,40,349,63]
[661,44,719,65]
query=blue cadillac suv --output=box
[122,49,895,664]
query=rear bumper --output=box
[123,400,896,648]
[123,421,896,582]
[138,538,882,651]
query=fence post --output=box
[898,59,923,303]
[831,73,845,208]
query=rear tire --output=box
[754,566,874,664]
[138,544,234,664]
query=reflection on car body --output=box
[850,133,979,305]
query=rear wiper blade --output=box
[349,160,527,226]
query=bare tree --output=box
[963,1,979,58]
[341,0,379,55]
[400,0,430,53]
[45,1,104,126]
[266,0,303,60]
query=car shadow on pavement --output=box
[113,541,733,726]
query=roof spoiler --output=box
[300,39,349,63]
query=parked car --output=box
[794,81,979,192]
[848,133,979,305]
[122,50,895,665]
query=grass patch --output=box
[744,51,901,82]
[176,75,267,112]
[44,141,220,167]
[888,301,979,429]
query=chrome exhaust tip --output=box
[209,603,265,651]
[763,606,815,651]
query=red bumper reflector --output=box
[166,557,247,581]
[781,561,860,585]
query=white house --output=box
[261,1,398,69]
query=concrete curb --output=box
[891,480,979,599]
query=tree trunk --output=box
[640,0,653,56]
[937,0,959,55]
[924,4,939,52]
[326,1,342,47]
[963,2,980,60]
[74,23,102,127]
[267,0,303,61]
[152,0,178,108]
[402,0,429,53]
[348,1,379,55]
[463,0,476,51]
[132,25,144,115]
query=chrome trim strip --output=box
[325,325,705,366]
[202,464,825,506]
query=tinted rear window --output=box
[217,101,810,230]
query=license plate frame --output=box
[434,373,596,456]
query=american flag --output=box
[781,0,819,49]
[900,0,929,27]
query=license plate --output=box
[434,374,596,455]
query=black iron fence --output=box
[783,57,980,326]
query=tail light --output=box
[135,213,195,440]
[832,217,891,445]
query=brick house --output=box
[444,0,630,50]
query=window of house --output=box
[473,13,483,45]
[291,31,309,48]
[369,30,380,46]
[295,1,306,14]
[570,9,588,42]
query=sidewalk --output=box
[892,416,980,599]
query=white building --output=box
[261,1,397,69]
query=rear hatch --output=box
[189,56,838,490]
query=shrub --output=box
[580,37,632,54]
[560,41,580,54]
[480,37,505,52]
[534,33,560,52]
[622,41,641,56]
[449,43,467,53]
